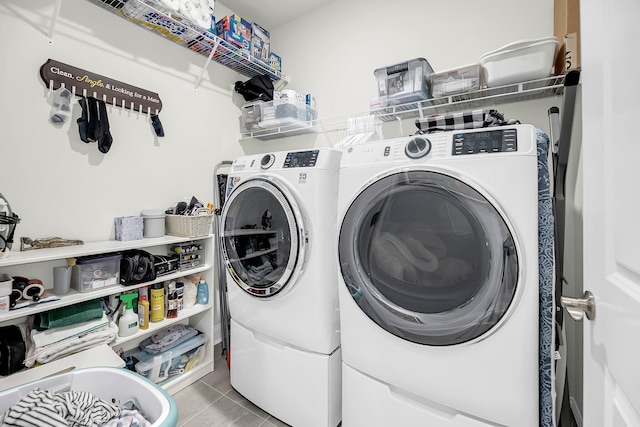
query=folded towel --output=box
[414,109,521,134]
[24,322,118,367]
[31,314,109,348]
[36,299,104,330]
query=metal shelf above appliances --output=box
[239,74,567,142]
[371,74,567,122]
[85,0,285,87]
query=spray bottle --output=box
[118,292,139,337]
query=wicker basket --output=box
[165,214,213,238]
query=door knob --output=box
[561,291,596,321]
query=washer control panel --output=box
[283,150,319,168]
[452,129,517,155]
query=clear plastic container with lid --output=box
[430,64,484,97]
[374,58,434,106]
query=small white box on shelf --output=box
[115,216,143,241]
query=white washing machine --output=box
[221,148,342,427]
[337,125,540,426]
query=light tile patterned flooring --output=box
[173,343,290,426]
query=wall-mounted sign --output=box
[40,59,163,114]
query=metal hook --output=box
[138,104,142,114]
[147,107,151,115]
[102,94,106,102]
[83,88,87,98]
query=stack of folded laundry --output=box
[25,299,118,368]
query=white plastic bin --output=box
[0,367,178,427]
[480,36,559,87]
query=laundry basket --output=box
[0,367,178,427]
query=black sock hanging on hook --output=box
[77,97,89,143]
[151,114,165,137]
[86,97,100,142]
[97,100,113,154]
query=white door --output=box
[579,0,640,425]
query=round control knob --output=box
[260,154,275,169]
[404,136,431,159]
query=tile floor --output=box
[172,343,290,427]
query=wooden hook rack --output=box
[40,59,163,115]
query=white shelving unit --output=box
[0,234,215,396]
[238,74,567,141]
[85,0,285,87]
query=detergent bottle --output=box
[118,292,139,337]
[138,294,150,330]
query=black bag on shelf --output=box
[234,74,274,102]
[120,249,157,286]
[0,325,26,376]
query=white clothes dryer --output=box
[337,125,540,426]
[221,148,342,427]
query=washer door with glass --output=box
[339,170,519,345]
[221,178,301,297]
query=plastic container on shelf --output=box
[141,210,166,238]
[257,100,317,130]
[240,101,266,131]
[480,36,559,87]
[374,58,434,106]
[430,64,484,97]
[71,254,122,292]
[132,334,208,384]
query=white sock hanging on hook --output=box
[49,86,72,124]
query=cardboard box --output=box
[251,23,270,63]
[554,0,581,73]
[269,52,282,73]
[215,15,251,51]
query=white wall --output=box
[269,0,556,118]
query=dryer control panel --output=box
[452,129,517,155]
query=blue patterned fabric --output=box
[537,128,554,427]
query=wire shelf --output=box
[371,75,566,122]
[87,0,283,81]
[239,74,567,141]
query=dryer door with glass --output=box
[221,177,303,297]
[339,170,519,345]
